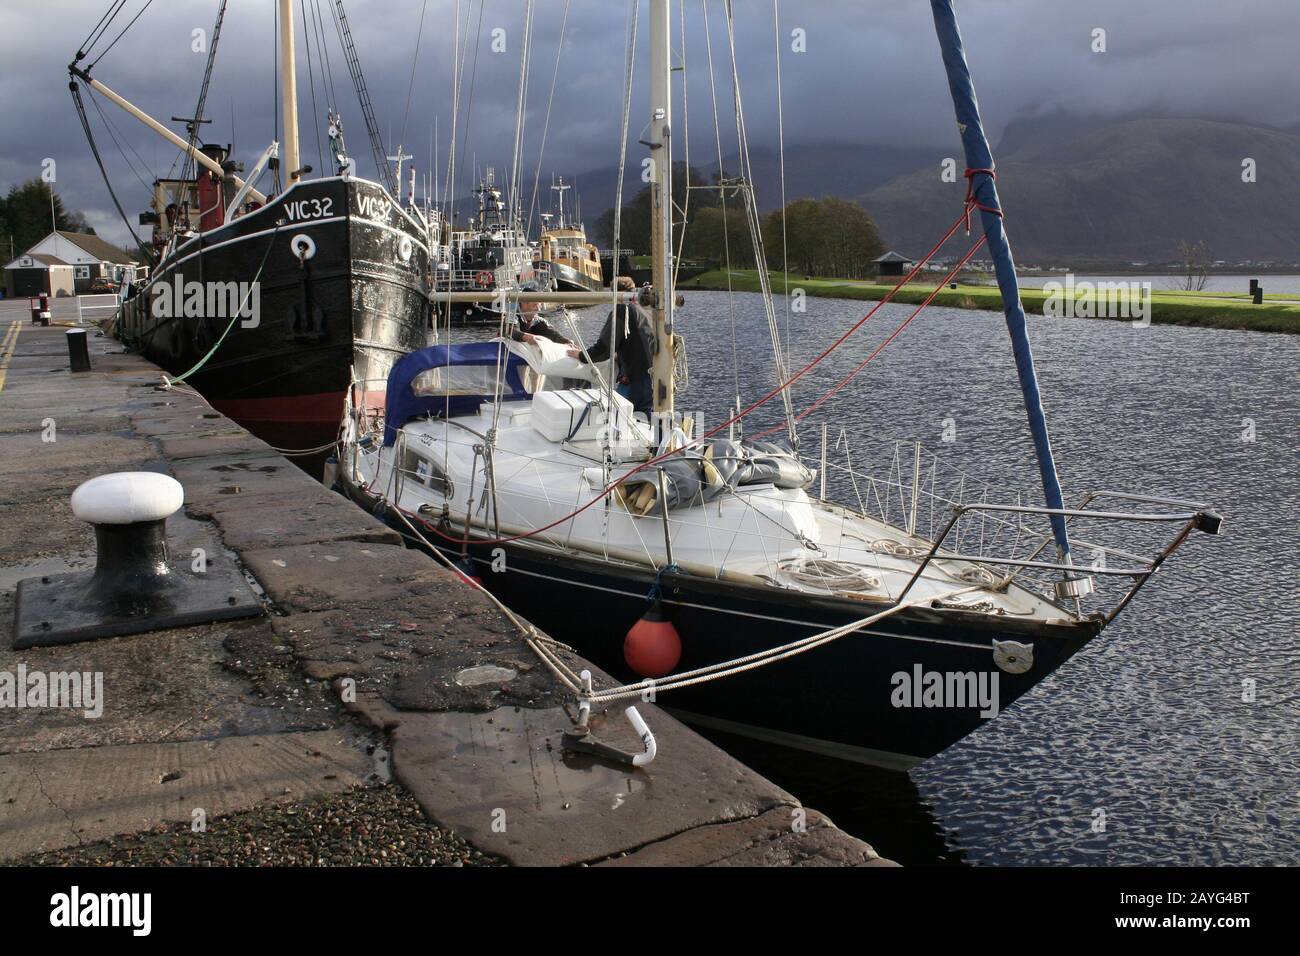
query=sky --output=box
[1,0,1297,248]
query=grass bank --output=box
[678,270,1300,334]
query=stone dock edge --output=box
[0,312,895,868]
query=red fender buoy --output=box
[624,599,681,678]
[451,556,481,588]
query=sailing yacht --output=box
[337,0,1222,767]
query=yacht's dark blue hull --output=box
[357,492,1100,766]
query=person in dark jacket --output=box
[568,303,655,415]
[509,310,571,346]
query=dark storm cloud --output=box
[2,0,1296,247]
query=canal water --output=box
[461,290,1300,865]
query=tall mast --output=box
[649,0,674,416]
[929,0,1069,561]
[278,0,301,184]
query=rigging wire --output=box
[436,0,470,451]
[753,237,991,440]
[309,0,340,111]
[525,0,572,237]
[610,1,640,276]
[507,0,536,226]
[439,0,469,224]
[301,0,326,175]
[397,0,430,176]
[180,0,228,189]
[721,0,797,448]
[607,0,641,434]
[68,79,152,260]
[84,88,155,194]
[771,0,792,395]
[328,0,394,191]
[88,0,155,69]
[451,0,487,216]
[76,1,127,61]
[700,0,741,419]
[670,0,691,291]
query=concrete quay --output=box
[0,303,893,867]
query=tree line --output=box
[0,180,97,262]
[594,162,886,279]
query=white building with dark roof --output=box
[4,231,141,298]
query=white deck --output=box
[353,396,1072,625]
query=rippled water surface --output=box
[467,290,1300,864]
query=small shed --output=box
[4,253,77,298]
[875,250,915,278]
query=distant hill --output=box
[699,144,940,212]
[560,143,936,236]
[860,117,1300,263]
[503,117,1300,264]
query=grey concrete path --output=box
[0,314,890,866]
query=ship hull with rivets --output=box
[116,176,431,455]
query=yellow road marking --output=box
[0,320,22,394]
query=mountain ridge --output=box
[862,117,1300,262]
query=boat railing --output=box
[434,268,505,290]
[349,402,1219,622]
[893,494,1220,622]
[799,425,1221,620]
[800,426,1030,549]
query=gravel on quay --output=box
[9,785,503,867]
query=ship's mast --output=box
[648,0,674,416]
[551,178,570,229]
[278,0,301,183]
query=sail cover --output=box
[929,0,1072,561]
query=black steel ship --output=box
[434,169,542,322]
[118,171,431,451]
[69,0,441,455]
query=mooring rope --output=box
[160,220,285,389]
[382,481,979,708]
[581,584,981,704]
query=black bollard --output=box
[1252,285,1264,305]
[1248,278,1259,295]
[67,328,92,372]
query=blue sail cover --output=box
[929,0,1071,560]
[382,342,531,446]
